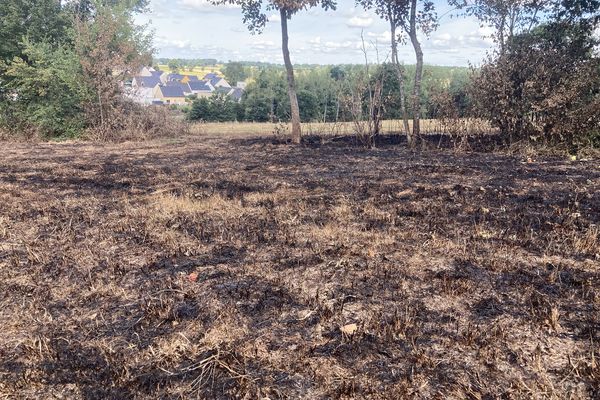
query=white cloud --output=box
[136,0,497,66]
[179,0,240,11]
[367,31,391,42]
[250,39,278,50]
[347,16,373,28]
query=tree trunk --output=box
[280,8,301,144]
[389,16,411,144]
[408,0,423,146]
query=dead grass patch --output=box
[0,135,598,398]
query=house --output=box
[165,73,185,82]
[138,66,163,77]
[153,84,187,105]
[188,80,214,97]
[166,80,193,96]
[131,75,162,104]
[138,66,155,77]
[181,75,200,84]
[203,73,231,89]
[132,75,161,89]
[161,73,201,84]
[228,87,244,102]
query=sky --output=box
[135,0,496,67]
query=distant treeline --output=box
[154,58,221,68]
[188,63,471,124]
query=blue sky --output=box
[135,0,496,66]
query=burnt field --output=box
[0,134,598,399]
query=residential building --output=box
[181,75,200,84]
[203,73,231,89]
[228,87,244,102]
[166,80,193,96]
[188,80,214,97]
[131,75,162,104]
[153,85,187,105]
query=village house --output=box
[138,66,163,77]
[228,87,244,102]
[131,75,162,104]
[129,67,244,105]
[188,80,214,97]
[166,80,193,96]
[153,84,187,105]
[204,73,231,89]
[161,73,201,84]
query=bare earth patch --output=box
[0,135,598,399]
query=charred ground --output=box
[0,134,598,399]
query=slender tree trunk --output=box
[408,0,423,146]
[389,16,411,143]
[280,8,301,144]
[499,15,506,55]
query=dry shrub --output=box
[84,102,189,141]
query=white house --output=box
[131,75,162,104]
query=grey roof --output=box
[158,85,186,97]
[150,70,163,77]
[167,73,184,81]
[166,81,192,93]
[188,80,212,91]
[136,76,161,88]
[229,87,244,101]
[215,86,231,95]
[185,75,200,81]
[203,73,219,80]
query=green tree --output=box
[223,62,248,85]
[188,97,211,121]
[210,93,238,121]
[1,0,153,139]
[215,0,337,144]
[168,59,180,73]
[297,89,319,122]
[0,0,69,63]
[1,40,89,138]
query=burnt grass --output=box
[0,134,599,399]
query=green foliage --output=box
[156,58,220,67]
[186,63,472,124]
[1,40,89,138]
[188,93,239,122]
[0,0,153,139]
[168,59,180,73]
[223,62,248,85]
[0,0,70,64]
